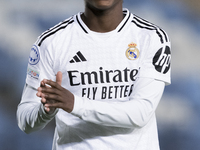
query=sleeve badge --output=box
[29,45,40,65]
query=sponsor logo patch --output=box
[29,45,40,65]
[69,51,87,63]
[67,67,139,100]
[153,46,171,74]
[27,67,40,80]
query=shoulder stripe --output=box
[36,18,74,46]
[132,15,169,43]
[132,19,164,43]
[158,28,168,43]
[76,15,88,34]
[37,17,73,41]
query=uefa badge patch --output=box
[29,45,40,65]
[125,42,140,60]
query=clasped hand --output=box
[36,71,74,114]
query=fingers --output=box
[44,106,51,113]
[41,97,46,104]
[45,93,61,101]
[56,71,62,86]
[37,79,62,98]
[41,97,57,114]
[37,79,51,97]
[42,79,62,89]
[38,87,62,102]
[40,80,45,87]
[39,71,63,90]
[44,105,56,114]
[38,86,61,96]
[43,71,63,88]
[44,102,63,110]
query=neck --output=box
[81,3,124,32]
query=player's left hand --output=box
[37,71,74,113]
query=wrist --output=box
[40,103,58,119]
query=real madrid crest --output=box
[125,42,140,60]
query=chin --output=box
[86,0,120,10]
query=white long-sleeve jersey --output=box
[17,9,171,150]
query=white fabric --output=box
[17,79,164,150]
[17,84,58,133]
[17,9,171,150]
[71,78,164,128]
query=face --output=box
[84,0,123,10]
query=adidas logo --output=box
[69,51,87,63]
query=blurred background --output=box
[0,0,200,149]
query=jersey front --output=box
[26,9,171,150]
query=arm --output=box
[17,84,58,134]
[39,75,165,128]
[72,78,165,128]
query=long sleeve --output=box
[71,78,165,128]
[17,84,58,134]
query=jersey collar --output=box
[76,8,131,34]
